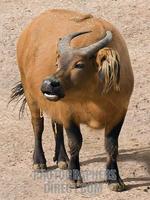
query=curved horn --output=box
[58,31,112,56]
[80,31,112,56]
[58,31,91,54]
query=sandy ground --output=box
[0,0,150,199]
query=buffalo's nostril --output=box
[50,79,60,87]
[41,80,50,93]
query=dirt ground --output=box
[0,0,150,199]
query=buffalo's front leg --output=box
[52,121,69,169]
[32,116,47,171]
[105,118,126,191]
[65,121,83,188]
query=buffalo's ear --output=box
[96,47,120,94]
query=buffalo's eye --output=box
[74,62,85,69]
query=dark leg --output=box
[105,118,126,191]
[52,121,69,169]
[22,89,47,171]
[65,121,83,188]
[32,116,47,171]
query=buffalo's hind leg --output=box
[27,96,47,172]
[105,117,126,192]
[52,121,69,169]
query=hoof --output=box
[67,178,83,189]
[76,178,83,188]
[33,163,47,172]
[58,161,68,170]
[108,181,126,192]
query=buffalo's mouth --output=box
[43,93,59,101]
[41,78,65,101]
[43,92,64,101]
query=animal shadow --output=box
[80,146,150,190]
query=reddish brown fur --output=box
[17,9,134,132]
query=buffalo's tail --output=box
[9,81,27,118]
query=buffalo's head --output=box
[41,31,112,101]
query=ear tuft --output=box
[96,48,120,94]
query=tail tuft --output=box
[9,81,27,118]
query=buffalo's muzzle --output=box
[41,77,65,101]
